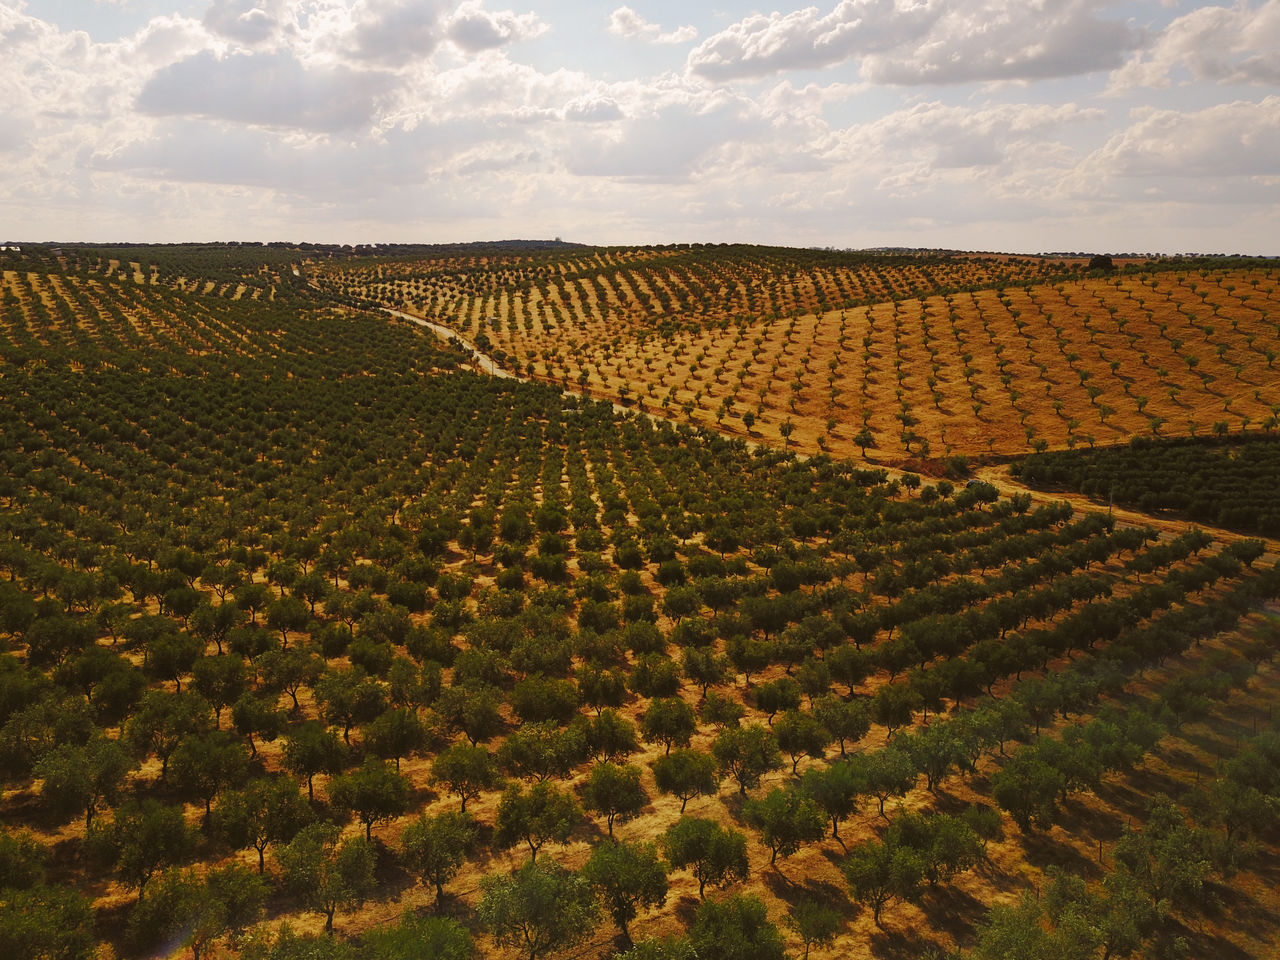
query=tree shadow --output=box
[371,839,414,901]
[868,924,950,960]
[915,881,990,943]
[673,893,702,927]
[1017,827,1103,880]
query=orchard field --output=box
[2,242,1280,960]
[316,245,1280,463]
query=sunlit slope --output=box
[319,249,1280,462]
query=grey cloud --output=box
[688,0,1136,84]
[350,0,449,66]
[1107,1,1280,92]
[203,0,287,46]
[344,1,542,66]
[447,5,543,52]
[0,117,30,154]
[88,113,532,196]
[137,50,392,131]
[861,100,1103,173]
[1089,96,1280,180]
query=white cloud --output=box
[565,99,768,180]
[608,6,697,44]
[564,96,624,122]
[687,0,1136,84]
[1083,96,1280,181]
[1107,0,1280,92]
[863,100,1102,168]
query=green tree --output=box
[801,760,865,845]
[400,810,478,904]
[970,894,1055,960]
[123,689,210,780]
[774,709,831,774]
[584,708,640,764]
[0,883,95,960]
[362,911,473,960]
[328,759,410,840]
[231,693,286,758]
[128,864,267,960]
[169,729,250,826]
[689,893,786,960]
[0,831,46,889]
[260,648,322,712]
[314,669,386,745]
[681,648,729,697]
[431,743,502,812]
[641,697,697,755]
[1113,795,1213,908]
[494,782,581,862]
[34,734,133,828]
[753,678,801,724]
[145,631,203,692]
[478,859,600,960]
[266,596,311,648]
[215,775,314,873]
[991,751,1066,833]
[614,936,696,960]
[510,675,580,725]
[277,822,376,934]
[583,840,669,944]
[497,720,586,783]
[583,762,648,837]
[240,922,356,960]
[713,723,782,795]
[435,684,504,745]
[871,682,919,735]
[743,786,826,866]
[661,816,749,900]
[191,654,247,728]
[364,707,428,771]
[699,691,745,729]
[812,695,870,757]
[785,900,841,960]
[863,745,916,818]
[842,835,923,926]
[282,721,347,801]
[88,798,193,900]
[235,583,275,627]
[652,748,719,812]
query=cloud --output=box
[203,0,293,47]
[1,0,1278,253]
[565,100,768,181]
[447,1,545,52]
[341,0,543,66]
[687,0,1136,84]
[564,96,624,122]
[608,6,697,44]
[820,99,1105,209]
[1084,96,1280,181]
[345,0,449,65]
[1107,0,1280,92]
[138,50,393,131]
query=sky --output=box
[1,0,1278,253]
